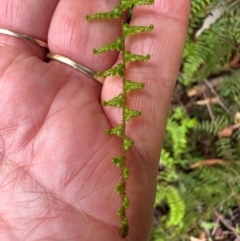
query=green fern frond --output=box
[215,137,237,160]
[106,124,124,137]
[123,23,154,37]
[124,107,141,121]
[154,185,166,206]
[165,108,197,159]
[86,6,121,20]
[218,71,240,110]
[96,63,124,77]
[121,0,154,10]
[154,185,185,227]
[196,115,229,135]
[125,51,150,63]
[124,80,145,93]
[166,119,187,159]
[86,1,154,237]
[182,0,240,86]
[93,37,123,53]
[112,156,124,168]
[165,186,185,227]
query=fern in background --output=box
[181,0,240,86]
[152,0,240,240]
[152,108,196,240]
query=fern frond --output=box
[96,63,124,77]
[125,51,150,63]
[165,186,185,227]
[86,6,121,20]
[182,0,240,86]
[196,115,229,135]
[106,124,124,137]
[122,0,154,10]
[123,137,134,151]
[112,156,124,168]
[93,37,123,53]
[124,107,141,121]
[215,137,237,160]
[124,80,145,93]
[123,23,154,37]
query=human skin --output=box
[0,0,190,240]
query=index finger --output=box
[102,0,190,164]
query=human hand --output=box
[0,0,190,240]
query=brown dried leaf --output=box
[190,237,206,241]
[196,97,219,105]
[218,123,240,137]
[189,159,231,170]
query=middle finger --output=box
[48,0,122,74]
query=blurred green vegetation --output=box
[151,1,240,240]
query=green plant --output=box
[152,103,240,240]
[86,0,154,238]
[181,0,240,86]
[151,0,240,240]
[152,108,196,240]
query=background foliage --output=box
[151,0,240,240]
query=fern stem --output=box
[119,0,128,238]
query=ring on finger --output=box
[0,27,48,48]
[46,52,104,85]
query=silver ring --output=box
[0,28,48,48]
[46,52,104,84]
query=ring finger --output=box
[0,0,59,59]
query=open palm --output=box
[0,0,189,240]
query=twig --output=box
[204,79,230,114]
[203,92,215,121]
[214,211,240,239]
[211,216,220,236]
[187,76,223,97]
